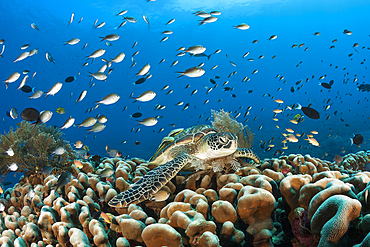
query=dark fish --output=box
[248,90,253,93]
[290,87,295,93]
[65,76,75,83]
[260,142,265,149]
[21,108,39,121]
[53,172,72,190]
[91,155,101,162]
[3,181,11,186]
[351,134,363,145]
[265,147,272,152]
[214,76,220,79]
[274,149,283,156]
[190,53,211,59]
[231,94,236,98]
[210,79,216,84]
[21,85,33,93]
[358,84,370,92]
[130,112,142,118]
[134,78,146,85]
[297,104,320,119]
[135,141,141,145]
[223,87,232,91]
[14,190,21,197]
[39,166,53,175]
[320,82,331,89]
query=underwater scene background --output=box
[1,1,370,246]
[1,0,370,163]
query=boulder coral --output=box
[237,185,276,246]
[310,195,361,246]
[1,150,370,247]
[142,223,184,247]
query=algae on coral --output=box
[211,109,254,149]
[0,121,75,181]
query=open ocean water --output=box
[1,0,370,183]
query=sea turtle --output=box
[108,124,260,207]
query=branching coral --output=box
[0,121,75,181]
[211,109,254,149]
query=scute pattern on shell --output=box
[149,124,217,165]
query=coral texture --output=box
[0,121,75,181]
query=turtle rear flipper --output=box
[108,153,192,208]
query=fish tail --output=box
[176,73,184,78]
[296,103,302,110]
[207,54,212,60]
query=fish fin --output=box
[350,138,353,146]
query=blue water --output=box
[1,0,370,171]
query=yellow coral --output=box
[0,121,75,181]
[211,109,254,148]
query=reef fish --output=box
[132,90,156,102]
[297,104,320,119]
[56,107,66,114]
[150,190,170,202]
[94,93,120,108]
[52,147,66,155]
[21,85,33,93]
[177,67,205,78]
[65,76,75,83]
[39,166,53,175]
[106,145,122,158]
[130,112,142,118]
[97,168,114,178]
[358,84,370,92]
[53,172,72,190]
[21,108,39,121]
[351,134,363,146]
[136,117,158,126]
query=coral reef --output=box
[0,121,75,181]
[211,109,254,149]
[1,146,370,246]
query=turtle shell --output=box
[149,124,217,165]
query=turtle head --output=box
[196,132,238,160]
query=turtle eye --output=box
[218,135,228,144]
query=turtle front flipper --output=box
[233,148,261,164]
[108,153,192,208]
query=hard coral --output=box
[311,195,361,246]
[142,223,184,247]
[0,121,75,181]
[237,185,276,246]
